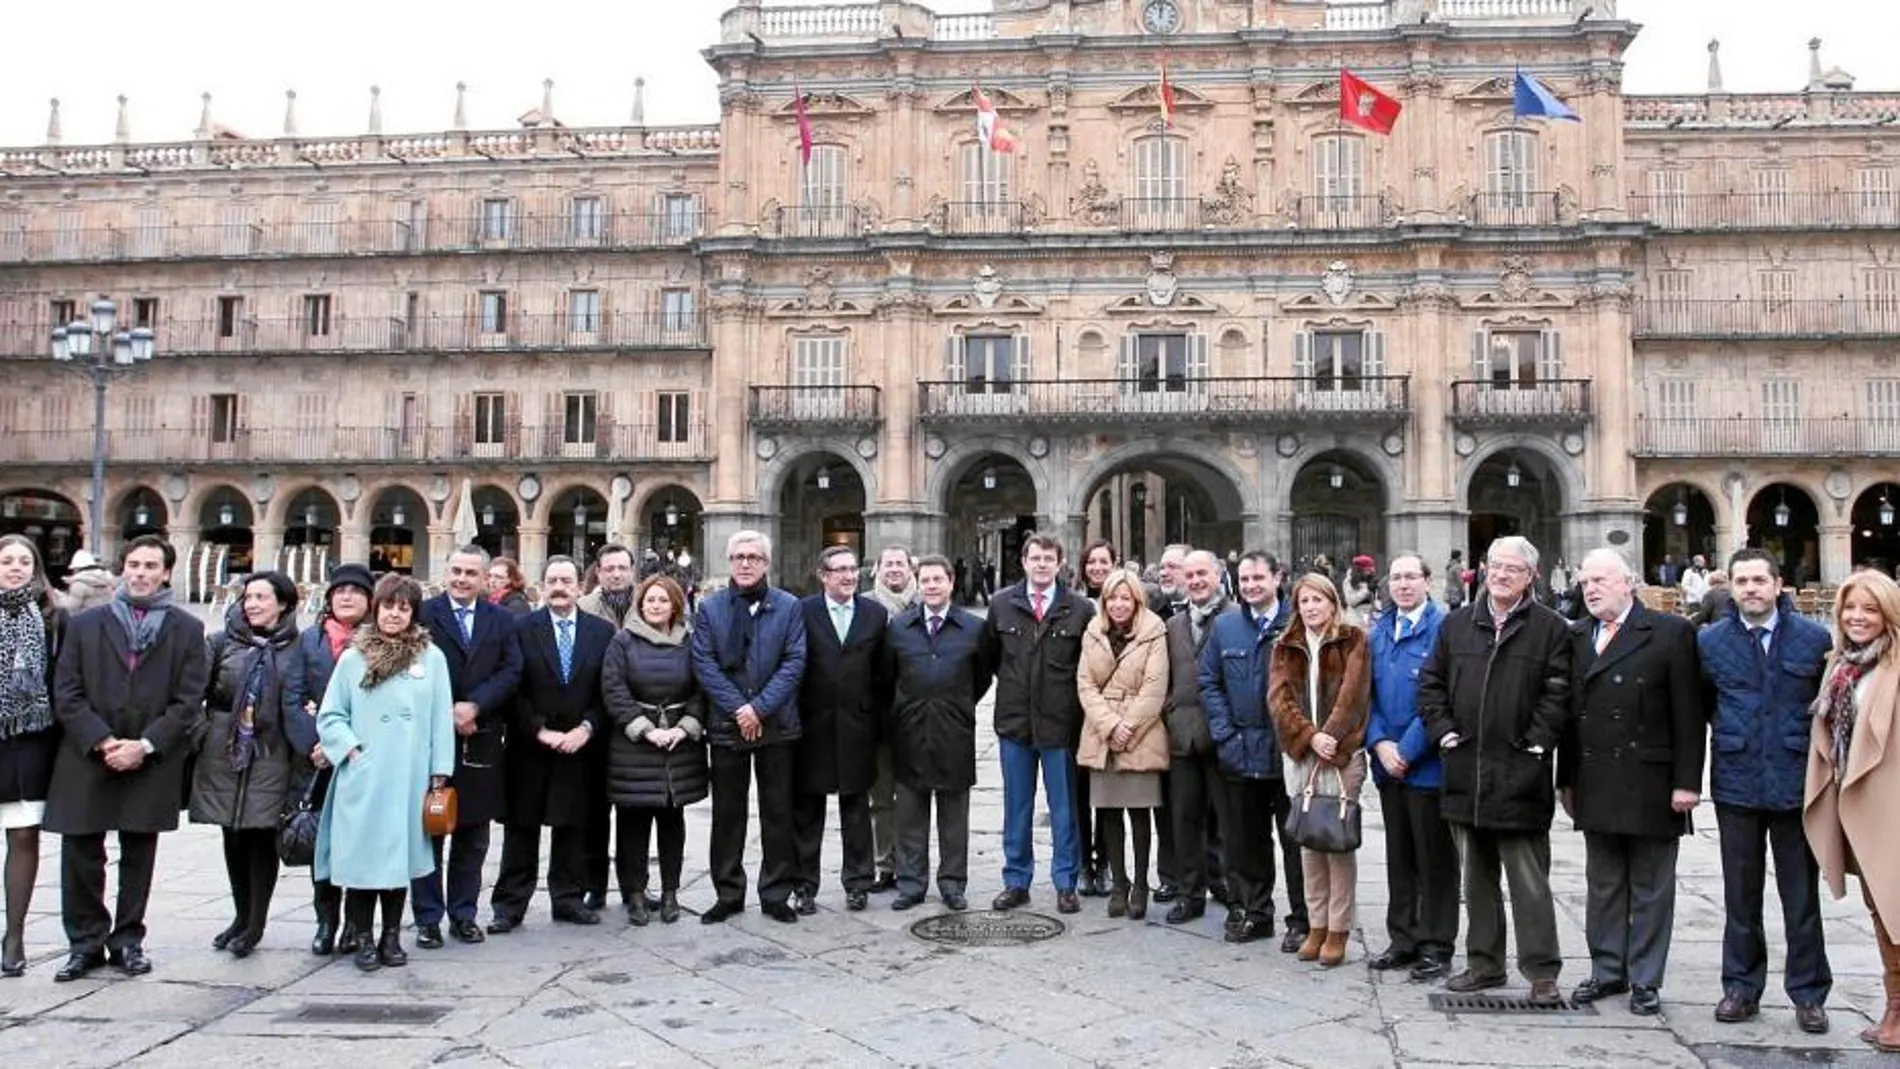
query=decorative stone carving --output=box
[756,436,779,461]
[1584,279,1635,310]
[1321,260,1354,307]
[1382,433,1405,457]
[1399,281,1454,309]
[924,436,947,460]
[1073,158,1116,225]
[923,194,948,231]
[517,475,541,503]
[1203,156,1253,226]
[1146,252,1178,307]
[1499,256,1534,303]
[853,197,883,233]
[804,266,836,311]
[856,437,878,460]
[1027,436,1049,459]
[1454,433,1478,457]
[1275,434,1300,458]
[1562,433,1587,456]
[973,265,1004,309]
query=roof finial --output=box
[45,98,62,146]
[195,92,214,139]
[1808,38,1824,91]
[632,77,647,125]
[541,78,555,124]
[1706,39,1724,94]
[114,95,130,144]
[368,85,384,135]
[453,82,468,131]
[283,89,298,137]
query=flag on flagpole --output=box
[1513,70,1581,122]
[1339,70,1402,135]
[1158,58,1177,129]
[973,84,1019,153]
[793,78,814,165]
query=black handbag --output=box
[277,771,324,867]
[1285,757,1363,854]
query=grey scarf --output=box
[0,585,52,739]
[1189,594,1228,647]
[109,584,172,665]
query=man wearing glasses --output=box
[691,531,808,924]
[1418,536,1573,1006]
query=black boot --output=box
[626,891,650,927]
[659,890,680,924]
[344,890,379,972]
[377,927,407,968]
[311,881,340,956]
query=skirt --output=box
[0,800,45,830]
[1090,769,1163,809]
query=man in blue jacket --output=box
[691,530,808,925]
[1200,551,1301,950]
[1700,548,1832,1034]
[1365,553,1457,982]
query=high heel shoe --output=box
[2,934,24,978]
[227,929,261,959]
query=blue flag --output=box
[1514,70,1581,122]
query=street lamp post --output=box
[51,297,155,557]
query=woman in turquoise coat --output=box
[315,574,453,972]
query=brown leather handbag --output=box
[421,784,458,838]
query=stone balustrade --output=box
[1625,90,1900,127]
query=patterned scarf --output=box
[108,584,172,669]
[223,607,299,772]
[1817,637,1887,785]
[0,585,52,740]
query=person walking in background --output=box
[490,557,614,931]
[59,550,115,615]
[1701,549,1833,1033]
[1803,571,1900,1052]
[0,535,66,976]
[1161,550,1233,925]
[864,545,917,895]
[294,563,374,957]
[46,536,208,983]
[190,571,304,958]
[1268,574,1370,968]
[1365,553,1458,983]
[884,556,994,912]
[1559,548,1705,1017]
[414,545,522,949]
[1077,568,1170,921]
[486,558,534,617]
[314,574,454,972]
[603,574,707,925]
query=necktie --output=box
[928,613,943,638]
[1750,626,1769,661]
[1594,620,1618,655]
[557,618,574,684]
[833,602,851,643]
[455,605,474,644]
[1032,591,1046,621]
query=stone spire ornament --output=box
[283,89,298,137]
[113,95,130,143]
[1706,39,1723,94]
[1807,38,1824,92]
[195,92,214,139]
[541,78,555,124]
[368,86,383,135]
[45,98,61,145]
[453,82,468,130]
[632,77,646,125]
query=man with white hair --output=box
[1557,548,1705,1017]
[1418,535,1573,1005]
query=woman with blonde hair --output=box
[1268,572,1371,967]
[1804,569,1900,1051]
[1076,568,1170,920]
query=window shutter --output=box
[1292,330,1313,379]
[1012,333,1031,384]
[943,334,966,382]
[1187,332,1209,390]
[1365,330,1387,384]
[1118,334,1139,393]
[505,390,522,451]
[236,394,252,434]
[191,395,210,438]
[1539,328,1563,384]
[544,391,561,452]
[598,390,616,453]
[453,393,471,455]
[1471,329,1491,382]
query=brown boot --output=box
[1298,927,1329,962]
[1319,929,1349,967]
[1866,909,1900,1051]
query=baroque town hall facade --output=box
[1,0,1897,593]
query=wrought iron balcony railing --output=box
[936,201,1031,235]
[1117,197,1205,232]
[0,422,714,467]
[747,386,883,430]
[768,205,864,239]
[1466,191,1567,227]
[1633,299,1900,339]
[1629,192,1900,231]
[1450,380,1594,426]
[1633,417,1900,458]
[1291,195,1395,230]
[917,376,1410,425]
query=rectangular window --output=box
[1654,269,1692,321]
[570,196,604,243]
[1484,331,1546,387]
[960,143,1012,206]
[479,291,508,334]
[40,395,72,434]
[54,209,80,259]
[1646,169,1688,225]
[132,206,165,257]
[481,198,513,241]
[220,203,252,255]
[1313,330,1365,390]
[563,392,598,445]
[797,146,848,236]
[294,392,330,432]
[1761,378,1801,420]
[50,299,75,328]
[123,394,157,435]
[217,296,243,338]
[473,393,506,445]
[398,392,421,450]
[1752,169,1790,225]
[302,294,332,336]
[791,334,846,419]
[657,391,691,443]
[1863,269,1900,330]
[569,290,600,333]
[1654,378,1698,420]
[1484,131,1539,203]
[210,394,240,444]
[1868,378,1900,454]
[1131,136,1188,227]
[1755,270,1796,315]
[1313,135,1364,211]
[1130,333,1189,393]
[303,201,340,253]
[661,194,698,240]
[132,297,158,329]
[397,198,428,251]
[961,334,1017,394]
[1857,168,1896,223]
[660,289,695,333]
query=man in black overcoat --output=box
[415,545,523,947]
[792,545,890,913]
[46,535,208,982]
[1558,547,1705,1017]
[490,556,615,930]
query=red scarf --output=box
[323,617,355,660]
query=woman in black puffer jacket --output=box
[602,574,707,926]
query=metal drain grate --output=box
[1428,992,1597,1016]
[286,1002,454,1026]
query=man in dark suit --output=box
[46,535,208,982]
[1558,547,1705,1017]
[490,556,615,930]
[792,545,890,913]
[415,545,523,948]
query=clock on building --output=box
[1141,0,1181,34]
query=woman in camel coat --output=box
[1804,569,1900,1052]
[1076,568,1170,920]
[1268,572,1371,968]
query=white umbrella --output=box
[452,478,479,547]
[604,484,626,550]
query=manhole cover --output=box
[1428,992,1596,1016]
[909,910,1065,947]
[286,1002,454,1026]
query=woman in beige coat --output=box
[1077,568,1170,920]
[1804,569,1900,1052]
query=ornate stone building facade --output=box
[1,0,1896,591]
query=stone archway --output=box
[1073,449,1250,569]
[638,484,704,561]
[0,488,84,574]
[116,485,169,542]
[198,484,257,574]
[1642,482,1718,585]
[1747,483,1822,587]
[1287,450,1389,573]
[368,484,430,578]
[549,485,611,565]
[1852,482,1900,575]
[776,451,868,594]
[942,452,1039,597]
[470,484,521,562]
[1463,449,1570,573]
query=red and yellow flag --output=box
[793,77,814,165]
[973,83,1019,153]
[1158,59,1177,129]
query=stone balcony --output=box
[1633,299,1900,340]
[1450,379,1593,430]
[747,386,884,433]
[1633,417,1900,458]
[917,376,1411,429]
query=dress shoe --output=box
[1445,969,1508,994]
[845,890,869,912]
[793,889,818,916]
[1713,991,1760,1023]
[1224,907,1246,935]
[1128,884,1149,921]
[415,924,444,949]
[111,946,152,976]
[1224,918,1269,944]
[53,951,106,983]
[1795,1003,1830,1034]
[762,900,799,924]
[992,887,1030,911]
[449,919,486,944]
[943,892,969,912]
[551,907,601,926]
[1209,883,1232,907]
[377,928,408,967]
[1165,899,1205,925]
[1409,956,1449,982]
[1573,977,1630,1003]
[226,930,260,959]
[486,915,522,935]
[310,921,337,956]
[1369,948,1420,971]
[1056,891,1081,915]
[354,938,382,972]
[212,919,245,951]
[892,893,925,911]
[870,872,898,893]
[1152,882,1180,904]
[583,891,607,912]
[1628,986,1661,1016]
[1106,886,1128,918]
[658,891,680,924]
[1279,925,1304,954]
[626,894,651,927]
[701,900,743,925]
[1528,979,1564,1007]
[1078,867,1106,898]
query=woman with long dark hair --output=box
[0,534,63,976]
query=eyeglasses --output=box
[729,553,767,565]
[1486,562,1532,577]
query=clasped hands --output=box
[537,724,593,755]
[95,736,147,772]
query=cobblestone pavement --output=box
[0,693,1889,1068]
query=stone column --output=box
[337,512,369,566]
[1410,281,1453,504]
[709,302,752,506]
[253,525,285,573]
[517,523,549,583]
[1590,285,1637,503]
[1820,522,1853,585]
[425,525,453,583]
[167,524,201,570]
